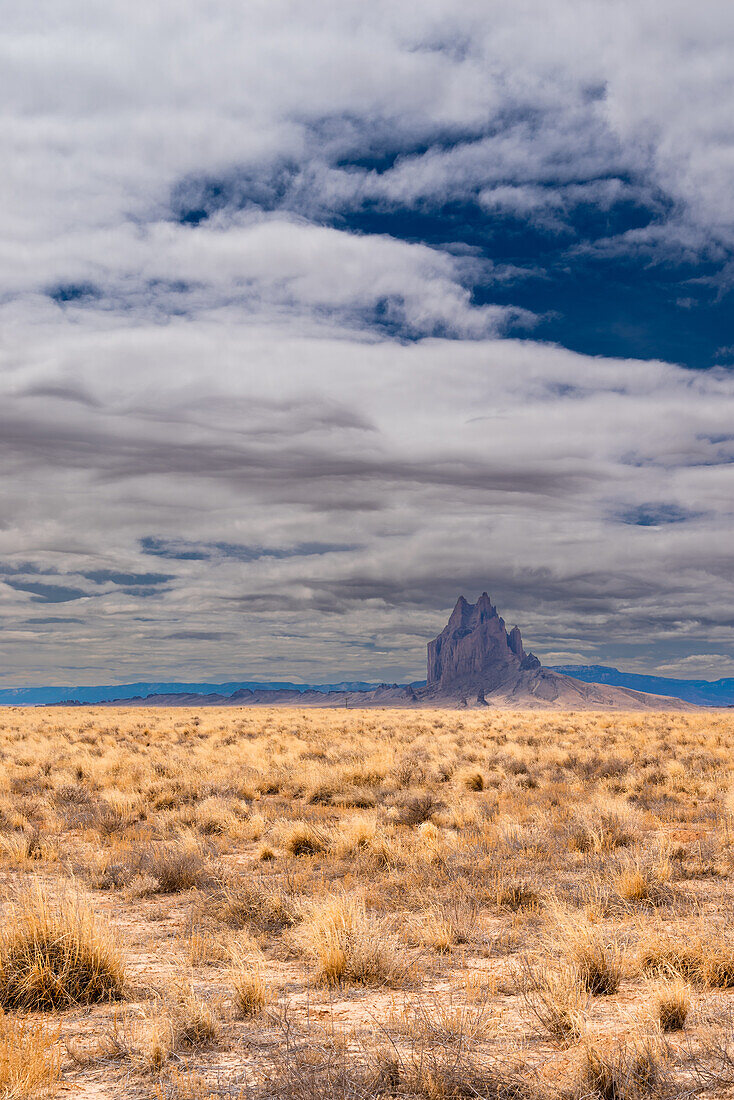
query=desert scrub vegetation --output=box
[0,883,125,1010]
[0,705,733,1096]
[0,1016,61,1098]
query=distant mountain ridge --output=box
[550,665,734,707]
[0,680,387,706]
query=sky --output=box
[2,0,734,685]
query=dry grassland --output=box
[1,706,734,1099]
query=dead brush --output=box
[571,1035,667,1100]
[568,807,637,854]
[400,1044,529,1100]
[0,1015,62,1098]
[393,791,442,827]
[613,848,675,907]
[299,892,405,987]
[215,876,299,932]
[229,949,273,1017]
[637,928,734,988]
[553,913,622,996]
[410,900,480,954]
[140,837,215,893]
[519,958,588,1044]
[496,879,539,912]
[650,981,690,1031]
[394,994,496,1045]
[142,987,220,1071]
[0,882,126,1010]
[277,820,328,856]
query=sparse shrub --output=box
[637,930,734,988]
[568,808,636,854]
[572,1036,665,1100]
[142,839,214,893]
[393,791,442,827]
[519,960,588,1044]
[216,878,298,932]
[637,933,701,982]
[557,918,622,996]
[279,820,327,856]
[0,1016,62,1098]
[144,988,220,1070]
[412,901,479,954]
[0,884,126,1010]
[651,981,690,1031]
[300,893,403,986]
[496,881,539,912]
[193,796,240,835]
[230,951,272,1017]
[614,849,674,907]
[701,939,734,989]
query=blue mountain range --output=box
[1,666,733,706]
[549,666,734,707]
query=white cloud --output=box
[1,1,733,682]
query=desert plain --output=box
[1,706,734,1098]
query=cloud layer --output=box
[2,1,734,682]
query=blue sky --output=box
[2,1,734,684]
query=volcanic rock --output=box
[423,593,692,710]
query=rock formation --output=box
[423,593,693,710]
[427,592,539,694]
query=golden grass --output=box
[299,892,404,986]
[229,951,273,1017]
[0,883,126,1010]
[0,704,732,1096]
[650,980,690,1031]
[0,1016,61,1098]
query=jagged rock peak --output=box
[427,593,540,691]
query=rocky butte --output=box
[94,591,693,710]
[422,593,692,709]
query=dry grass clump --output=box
[392,791,443,827]
[613,848,674,907]
[555,916,622,996]
[82,837,215,895]
[411,900,480,954]
[638,929,734,989]
[650,981,690,1031]
[496,880,539,912]
[143,988,220,1071]
[0,884,126,1010]
[299,893,404,986]
[571,1036,666,1100]
[568,807,637,854]
[140,838,215,893]
[277,820,327,856]
[519,960,588,1044]
[0,1016,61,1098]
[216,877,299,932]
[230,950,273,1017]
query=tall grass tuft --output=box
[300,893,403,987]
[0,883,126,1010]
[0,1016,61,1098]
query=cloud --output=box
[1,2,734,683]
